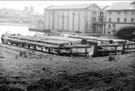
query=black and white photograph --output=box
[0,0,135,91]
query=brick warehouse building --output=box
[104,1,135,36]
[44,3,103,33]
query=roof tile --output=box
[107,2,135,10]
[46,4,93,9]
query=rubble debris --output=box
[19,50,45,59]
[108,54,116,61]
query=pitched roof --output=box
[107,1,135,10]
[99,5,109,10]
[45,4,95,10]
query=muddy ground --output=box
[0,44,135,91]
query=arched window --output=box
[109,11,112,15]
[117,18,120,22]
[131,18,134,23]
[124,18,127,22]
[37,19,44,28]
[109,18,111,22]
[118,11,120,15]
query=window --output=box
[108,24,111,28]
[113,24,115,27]
[93,17,96,23]
[131,11,134,15]
[95,11,96,15]
[100,12,102,16]
[104,24,106,27]
[92,17,96,23]
[92,11,95,14]
[109,18,111,22]
[94,18,96,23]
[118,11,120,15]
[117,18,120,22]
[124,11,127,15]
[93,11,96,15]
[109,11,112,15]
[5,12,9,15]
[131,18,134,23]
[124,18,127,22]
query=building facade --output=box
[99,5,109,34]
[44,4,103,33]
[0,6,44,28]
[0,8,29,23]
[104,1,135,35]
[30,13,44,28]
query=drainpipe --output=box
[67,11,69,31]
[78,11,80,32]
[62,12,64,31]
[113,23,116,36]
[72,12,75,32]
[52,12,54,31]
[85,10,88,33]
[58,11,59,31]
[48,12,50,29]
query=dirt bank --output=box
[0,44,135,91]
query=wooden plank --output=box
[9,35,70,45]
[125,48,135,50]
[29,28,51,33]
[99,44,124,47]
[46,36,81,42]
[125,43,135,45]
[69,35,126,43]
[98,42,135,47]
[6,38,59,48]
[125,50,135,52]
[64,44,91,48]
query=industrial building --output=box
[0,6,44,28]
[104,1,135,37]
[44,3,103,33]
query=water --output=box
[0,25,36,42]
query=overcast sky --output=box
[0,0,133,14]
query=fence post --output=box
[115,46,117,54]
[121,42,126,54]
